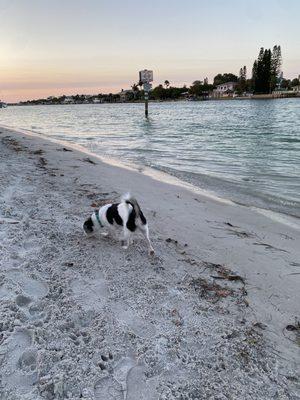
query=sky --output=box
[0,0,299,102]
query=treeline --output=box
[252,45,281,93]
[143,45,298,98]
[18,93,121,105]
[16,45,300,105]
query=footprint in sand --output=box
[71,276,108,311]
[112,303,156,339]
[126,365,158,400]
[1,328,38,392]
[94,357,158,400]
[6,269,48,300]
[0,271,48,307]
[94,376,123,400]
[17,349,38,373]
[94,354,136,400]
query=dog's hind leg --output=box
[121,226,131,249]
[139,224,155,255]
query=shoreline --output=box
[0,126,299,398]
[6,93,300,106]
[2,123,299,230]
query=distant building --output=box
[213,82,238,98]
[63,96,74,104]
[118,89,134,102]
[292,85,300,93]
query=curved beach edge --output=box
[1,123,299,231]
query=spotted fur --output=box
[83,194,154,255]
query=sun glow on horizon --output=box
[1,0,299,103]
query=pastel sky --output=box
[0,0,299,102]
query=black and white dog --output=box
[83,194,155,255]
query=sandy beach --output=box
[0,126,299,399]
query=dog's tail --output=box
[122,193,147,225]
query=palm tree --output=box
[164,80,170,89]
[131,83,139,100]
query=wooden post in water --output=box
[144,90,149,118]
[139,69,153,118]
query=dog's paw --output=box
[148,248,155,256]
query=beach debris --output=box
[253,242,288,253]
[87,191,114,199]
[0,218,20,224]
[253,322,267,330]
[290,261,300,267]
[179,257,198,266]
[211,264,245,284]
[82,157,97,165]
[56,147,73,151]
[229,230,254,239]
[1,136,25,152]
[194,197,204,203]
[170,309,184,327]
[224,222,243,229]
[222,222,255,238]
[63,262,74,267]
[90,200,113,207]
[285,375,299,382]
[211,272,245,284]
[31,149,44,155]
[189,277,233,301]
[89,193,119,208]
[37,156,48,168]
[225,222,234,227]
[224,222,241,228]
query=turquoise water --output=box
[1,99,299,217]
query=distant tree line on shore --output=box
[14,45,300,105]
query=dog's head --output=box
[83,217,94,235]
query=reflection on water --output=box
[1,99,299,217]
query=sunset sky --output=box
[0,0,299,102]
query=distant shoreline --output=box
[6,93,300,106]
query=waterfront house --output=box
[213,82,238,98]
[63,96,75,104]
[118,89,134,102]
[292,85,300,93]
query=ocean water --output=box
[1,99,299,218]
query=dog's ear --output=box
[83,217,94,234]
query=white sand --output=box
[0,126,299,400]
